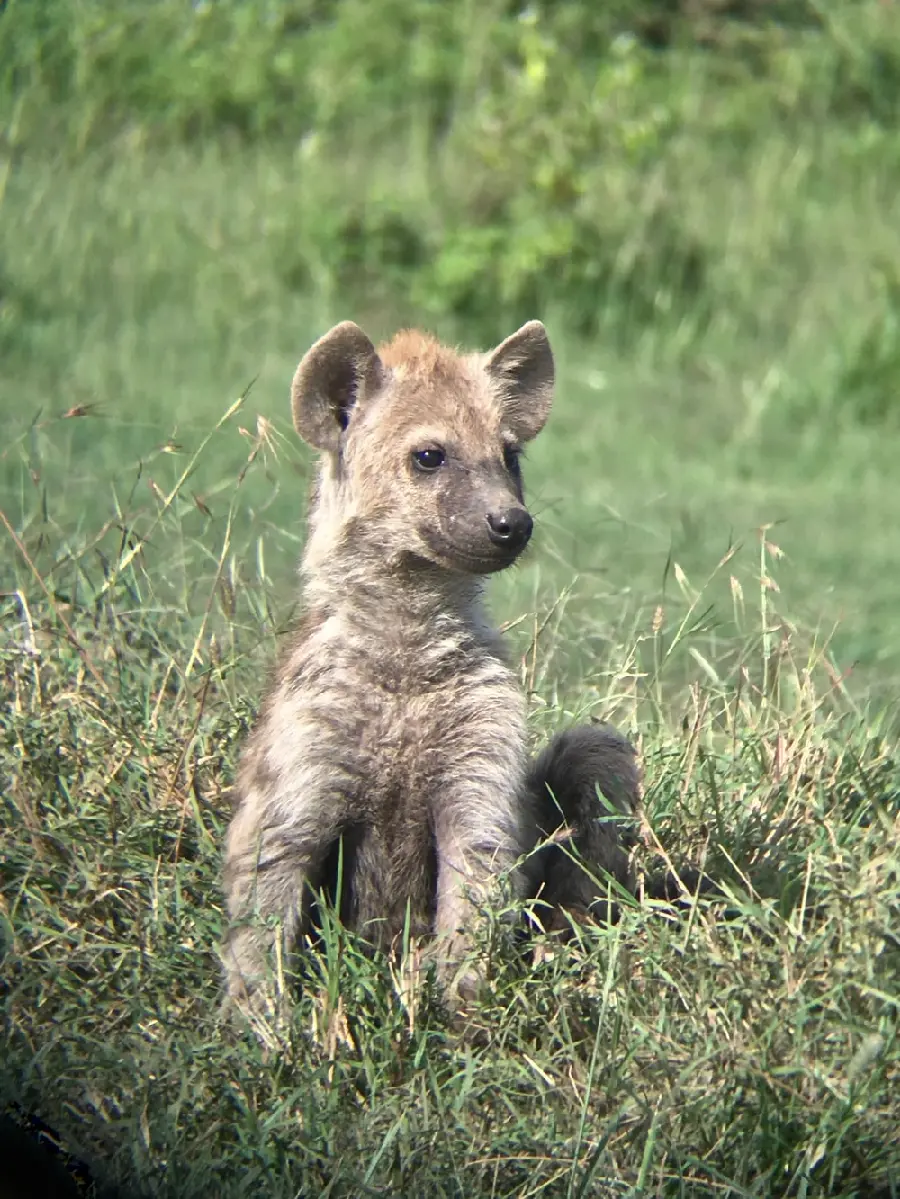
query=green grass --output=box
[2,2,900,1195]
[3,514,898,1195]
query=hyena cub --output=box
[222,320,642,1014]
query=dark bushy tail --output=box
[523,725,642,926]
[524,724,717,930]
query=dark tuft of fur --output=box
[642,866,721,904]
[523,725,641,926]
[523,725,718,931]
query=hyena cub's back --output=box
[222,320,642,1014]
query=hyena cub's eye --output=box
[412,448,446,473]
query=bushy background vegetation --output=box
[2,2,898,1195]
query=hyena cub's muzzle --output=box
[419,457,535,575]
[425,494,533,574]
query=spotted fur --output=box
[222,321,642,1014]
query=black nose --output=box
[486,507,533,551]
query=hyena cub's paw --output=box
[220,924,296,1041]
[219,977,296,1053]
[422,932,487,1014]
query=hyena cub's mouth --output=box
[422,526,533,576]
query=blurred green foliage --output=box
[3,0,900,355]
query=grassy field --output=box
[2,3,900,1196]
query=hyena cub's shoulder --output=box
[221,319,644,1019]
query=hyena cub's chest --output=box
[309,646,526,942]
[348,652,524,804]
[314,687,453,941]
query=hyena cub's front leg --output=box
[222,779,345,1016]
[524,724,643,928]
[428,787,525,1002]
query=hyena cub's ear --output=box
[291,321,386,451]
[485,320,554,443]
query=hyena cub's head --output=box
[291,320,554,575]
